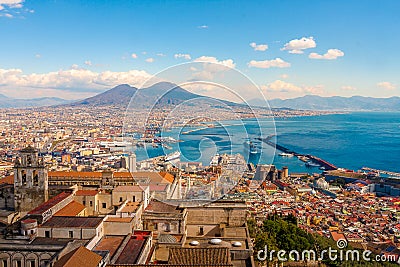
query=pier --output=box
[361,167,400,178]
[257,136,338,171]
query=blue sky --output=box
[0,0,399,100]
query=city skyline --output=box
[0,0,399,100]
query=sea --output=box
[131,112,400,174]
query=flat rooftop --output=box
[105,217,133,223]
[119,202,141,213]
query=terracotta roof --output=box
[28,192,71,215]
[159,172,174,183]
[168,247,231,265]
[75,190,99,196]
[0,175,13,185]
[115,237,147,264]
[120,171,174,184]
[94,236,125,259]
[331,231,346,242]
[41,216,103,228]
[145,200,181,213]
[54,246,102,267]
[54,201,85,217]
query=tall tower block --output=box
[14,146,49,214]
[128,153,137,172]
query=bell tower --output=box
[14,146,48,214]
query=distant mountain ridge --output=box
[248,95,400,111]
[0,95,71,108]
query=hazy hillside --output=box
[248,95,400,111]
[0,95,71,108]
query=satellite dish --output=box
[209,238,222,245]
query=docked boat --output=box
[305,161,320,167]
[165,151,181,161]
[244,141,260,154]
[279,152,294,157]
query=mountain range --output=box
[0,94,71,108]
[1,84,400,111]
[248,95,400,111]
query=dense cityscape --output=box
[1,1,400,266]
[0,100,398,266]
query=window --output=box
[41,260,49,267]
[89,201,93,207]
[199,226,204,235]
[69,231,73,238]
[1,259,8,267]
[82,200,86,205]
[33,172,39,186]
[132,196,136,202]
[154,223,158,230]
[14,260,21,267]
[165,223,171,232]
[102,203,106,209]
[28,260,36,267]
[22,173,27,186]
[45,231,50,238]
[119,197,123,202]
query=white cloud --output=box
[84,60,92,66]
[280,74,289,79]
[248,58,290,69]
[156,53,166,57]
[190,56,236,80]
[377,81,396,90]
[249,42,268,51]
[0,0,24,9]
[71,64,79,70]
[0,67,152,93]
[261,80,323,95]
[131,53,137,59]
[341,85,356,91]
[0,1,33,18]
[198,25,208,29]
[174,53,191,60]
[194,56,236,68]
[0,13,12,18]
[309,49,344,60]
[145,57,154,63]
[281,37,316,54]
[35,54,41,58]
